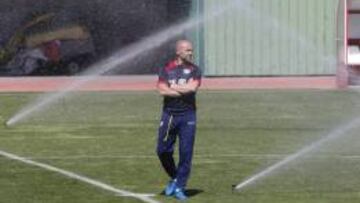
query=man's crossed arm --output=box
[157,78,200,97]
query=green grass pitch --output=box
[1,90,360,203]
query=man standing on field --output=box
[156,39,201,201]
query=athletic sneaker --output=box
[174,187,187,201]
[164,179,177,196]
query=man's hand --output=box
[157,81,181,97]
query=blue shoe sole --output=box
[174,188,188,201]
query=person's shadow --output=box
[184,188,204,197]
[160,188,204,197]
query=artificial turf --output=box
[0,90,360,203]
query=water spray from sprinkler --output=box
[233,116,360,191]
[6,0,244,126]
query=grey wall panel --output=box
[200,0,339,76]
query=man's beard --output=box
[183,55,193,63]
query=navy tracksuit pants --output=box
[156,110,196,188]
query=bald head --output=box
[176,40,192,51]
[175,40,193,64]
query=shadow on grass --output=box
[160,188,204,197]
[185,189,204,197]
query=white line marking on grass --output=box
[0,149,160,203]
[116,193,156,197]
